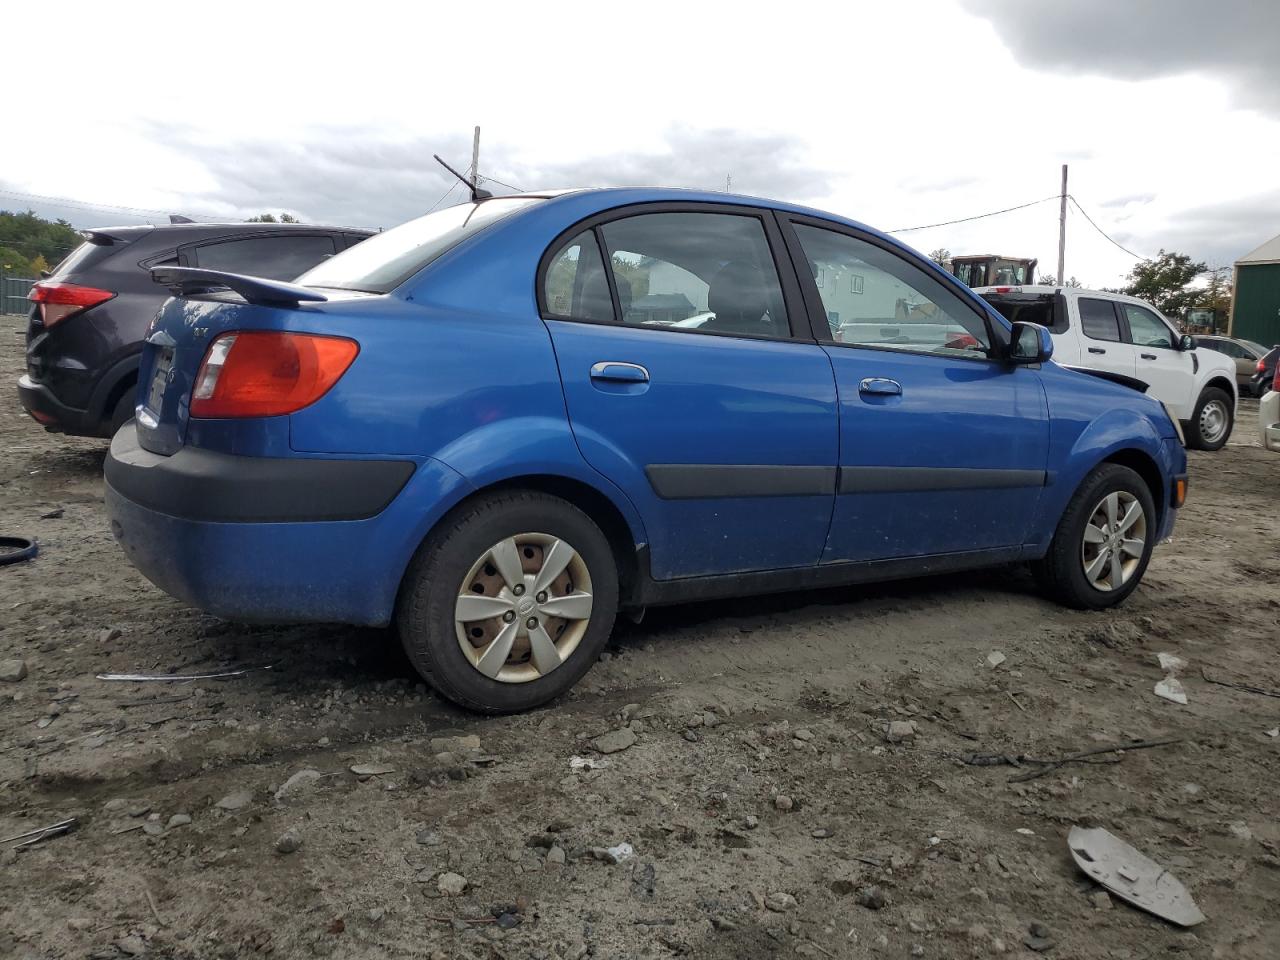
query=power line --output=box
[479,174,525,194]
[1067,195,1147,260]
[886,195,1060,233]
[0,187,232,223]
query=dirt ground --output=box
[1,311,1278,960]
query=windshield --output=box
[297,198,543,293]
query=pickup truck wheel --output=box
[1031,464,1156,610]
[396,490,618,714]
[1186,387,1232,450]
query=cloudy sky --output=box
[5,0,1278,286]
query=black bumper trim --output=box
[17,374,96,434]
[105,427,415,523]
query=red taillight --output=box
[189,331,358,419]
[28,281,115,327]
[994,286,1012,293]
[1259,359,1268,374]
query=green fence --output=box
[1,273,34,315]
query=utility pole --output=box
[471,126,481,194]
[1054,165,1064,285]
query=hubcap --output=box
[1199,400,1228,444]
[1080,491,1147,592]
[454,533,593,684]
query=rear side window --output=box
[597,212,789,338]
[191,235,337,281]
[543,231,613,322]
[1123,304,1175,348]
[1078,298,1120,342]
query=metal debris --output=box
[1,817,78,848]
[97,664,274,682]
[569,755,609,771]
[1067,826,1206,926]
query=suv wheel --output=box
[108,391,136,436]
[397,491,618,713]
[1186,386,1232,450]
[1032,464,1156,610]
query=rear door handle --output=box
[858,377,902,396]
[1088,347,1106,355]
[1140,352,1157,360]
[590,361,649,383]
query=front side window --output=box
[1078,297,1120,342]
[542,230,613,322]
[792,224,990,357]
[1123,304,1175,348]
[596,212,789,338]
[192,235,336,281]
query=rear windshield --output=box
[297,198,543,294]
[982,293,1053,327]
[50,238,119,278]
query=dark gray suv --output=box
[18,221,371,437]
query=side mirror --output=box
[1008,321,1053,364]
[1179,334,1194,351]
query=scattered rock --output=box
[142,822,164,836]
[367,907,385,924]
[416,829,443,846]
[0,659,29,682]
[711,916,738,931]
[276,830,302,854]
[857,886,888,910]
[430,735,481,754]
[167,814,192,829]
[127,802,152,818]
[592,728,638,754]
[681,729,701,743]
[986,651,1007,669]
[620,703,642,721]
[744,815,759,830]
[116,935,148,956]
[793,728,814,741]
[215,789,253,811]
[1023,923,1054,953]
[774,794,794,812]
[1228,821,1253,841]
[811,827,834,839]
[66,918,92,931]
[275,768,323,800]
[546,845,566,865]
[495,912,520,929]
[1089,889,1113,910]
[437,872,468,897]
[764,891,798,912]
[350,763,395,777]
[885,720,918,742]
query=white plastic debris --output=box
[986,651,1007,669]
[569,756,609,771]
[1154,677,1188,705]
[1266,728,1279,738]
[1156,652,1188,673]
[1068,826,1206,926]
[604,842,634,863]
[1015,828,1036,836]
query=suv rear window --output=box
[190,235,337,282]
[50,238,119,278]
[298,198,543,294]
[982,292,1060,332]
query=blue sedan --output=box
[104,188,1187,713]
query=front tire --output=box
[1032,464,1157,610]
[396,490,619,714]
[1186,386,1233,450]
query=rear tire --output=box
[1031,464,1156,610]
[1186,386,1232,450]
[396,490,618,714]
[108,390,136,436]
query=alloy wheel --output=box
[454,533,593,683]
[1080,491,1147,592]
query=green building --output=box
[1230,234,1280,347]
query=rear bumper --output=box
[17,374,98,434]
[104,428,472,625]
[1260,391,1280,453]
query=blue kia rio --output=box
[104,188,1187,713]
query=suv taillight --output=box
[1259,358,1268,374]
[28,281,115,327]
[1273,364,1279,392]
[190,331,358,419]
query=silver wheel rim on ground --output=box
[1199,399,1229,444]
[454,533,593,684]
[1080,491,1147,592]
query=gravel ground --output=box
[2,312,1278,959]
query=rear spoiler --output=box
[1060,365,1149,393]
[150,266,328,307]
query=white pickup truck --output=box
[977,285,1238,450]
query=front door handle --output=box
[858,377,902,396]
[1140,352,1157,360]
[590,361,649,383]
[1088,347,1106,355]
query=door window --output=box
[1123,304,1175,348]
[542,230,614,322]
[192,235,337,281]
[596,212,789,338]
[1078,298,1121,342]
[792,224,990,356]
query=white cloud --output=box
[4,0,1278,287]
